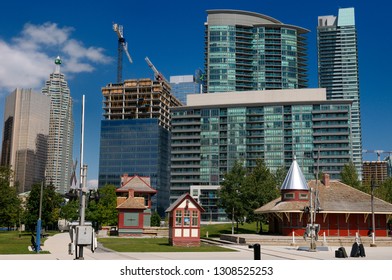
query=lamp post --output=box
[35,181,43,253]
[370,175,377,247]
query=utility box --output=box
[76,226,93,245]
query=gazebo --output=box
[255,158,392,237]
[115,174,157,236]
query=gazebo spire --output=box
[280,157,309,191]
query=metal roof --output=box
[280,157,309,191]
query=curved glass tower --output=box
[204,10,309,93]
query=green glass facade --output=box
[317,7,362,179]
[170,90,353,217]
[205,10,308,93]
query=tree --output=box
[150,211,161,227]
[243,159,280,225]
[86,184,117,227]
[23,182,63,230]
[340,161,361,189]
[218,160,248,233]
[59,199,79,222]
[0,166,22,229]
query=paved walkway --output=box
[1,232,391,260]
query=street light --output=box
[35,181,43,253]
[370,175,378,247]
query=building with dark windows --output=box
[1,89,50,193]
[170,88,353,219]
[98,78,181,215]
[204,10,308,93]
[317,7,362,179]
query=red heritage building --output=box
[166,193,204,246]
[116,174,157,236]
[255,159,392,237]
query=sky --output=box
[0,0,391,188]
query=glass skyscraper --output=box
[170,89,353,220]
[204,10,308,93]
[98,78,181,215]
[169,74,201,105]
[1,89,50,193]
[41,57,74,194]
[317,7,362,179]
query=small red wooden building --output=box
[255,159,392,237]
[116,174,157,236]
[166,193,205,246]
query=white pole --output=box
[292,231,295,244]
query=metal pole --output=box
[35,181,43,253]
[76,95,86,260]
[371,177,376,247]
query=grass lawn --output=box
[98,237,235,252]
[200,222,266,238]
[0,231,51,254]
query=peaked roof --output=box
[280,157,309,191]
[117,174,157,194]
[255,179,392,214]
[165,193,205,213]
[116,196,147,210]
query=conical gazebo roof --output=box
[280,157,309,191]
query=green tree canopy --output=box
[24,182,63,230]
[0,166,22,229]
[340,161,361,189]
[86,185,117,227]
[218,160,248,229]
[242,159,280,223]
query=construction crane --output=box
[363,150,392,161]
[144,57,167,83]
[113,23,133,83]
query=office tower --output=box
[99,78,181,215]
[170,89,352,221]
[170,74,202,105]
[204,10,308,93]
[41,57,74,194]
[317,7,362,179]
[1,89,50,193]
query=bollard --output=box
[248,243,261,260]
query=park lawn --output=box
[200,222,266,238]
[98,237,234,253]
[0,231,50,254]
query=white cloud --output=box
[87,179,98,190]
[0,22,112,94]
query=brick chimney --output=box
[121,173,128,186]
[128,189,135,198]
[322,173,330,187]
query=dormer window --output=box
[284,193,294,199]
[300,193,309,200]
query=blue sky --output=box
[0,0,390,188]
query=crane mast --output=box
[113,23,133,83]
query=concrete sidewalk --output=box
[0,232,391,260]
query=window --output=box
[300,193,309,200]
[284,193,294,199]
[192,211,198,227]
[175,210,182,226]
[184,210,190,226]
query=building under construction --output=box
[99,78,182,215]
[362,161,389,185]
[102,78,182,129]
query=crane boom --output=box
[145,57,167,82]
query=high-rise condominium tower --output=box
[204,10,308,93]
[317,7,362,179]
[0,89,50,193]
[41,57,74,194]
